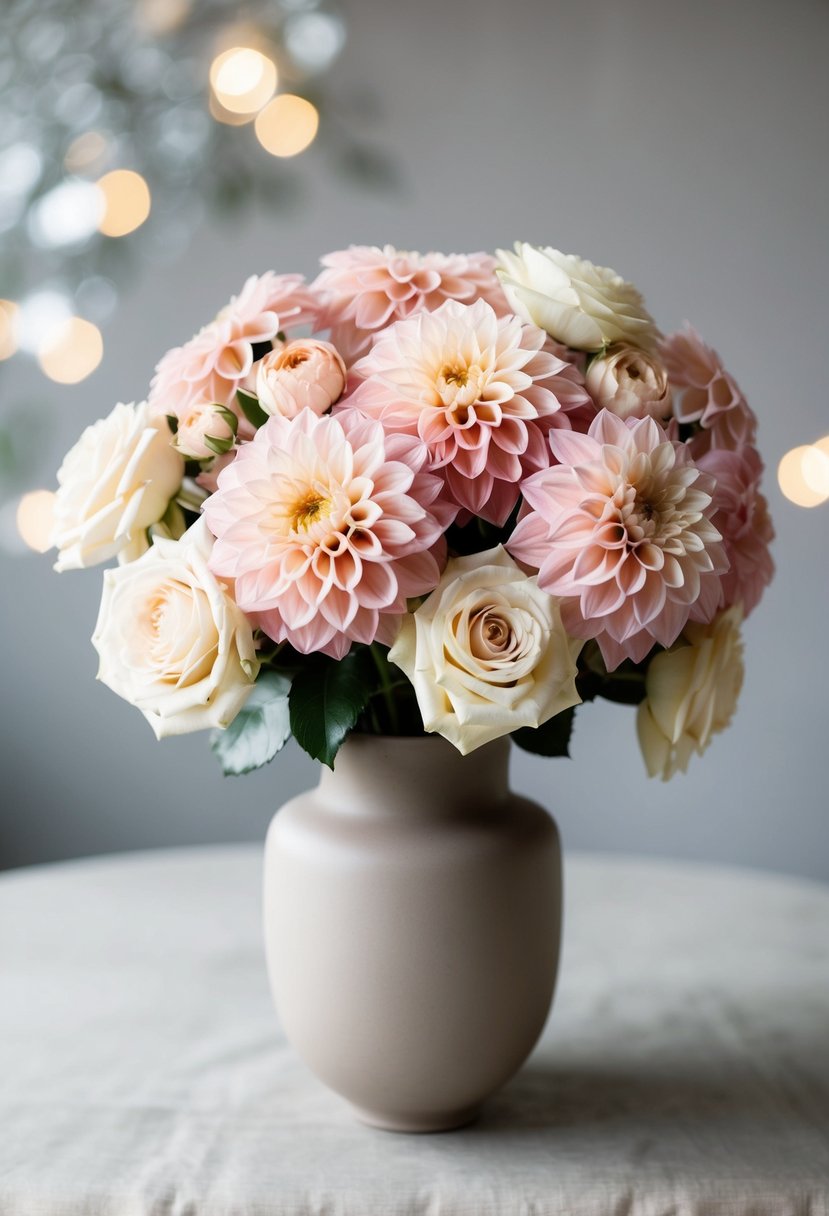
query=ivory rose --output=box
[256,338,346,419]
[388,546,581,755]
[585,343,672,420]
[92,517,259,739]
[53,401,184,571]
[495,243,659,352]
[636,605,744,781]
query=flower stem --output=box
[370,644,401,736]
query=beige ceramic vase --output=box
[263,732,562,1132]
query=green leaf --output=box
[236,388,269,430]
[210,671,292,777]
[165,414,179,435]
[289,650,373,768]
[512,706,577,758]
[203,433,235,456]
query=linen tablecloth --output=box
[1,845,828,1215]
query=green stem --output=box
[369,644,401,736]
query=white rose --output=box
[637,605,744,781]
[53,401,184,571]
[256,338,346,419]
[92,517,259,739]
[388,546,581,755]
[174,403,238,460]
[585,343,672,420]
[495,242,659,353]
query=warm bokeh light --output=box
[0,300,19,360]
[64,131,108,175]
[778,445,829,508]
[801,445,829,498]
[16,490,56,553]
[209,47,277,117]
[38,317,104,384]
[96,170,152,238]
[136,0,191,36]
[814,435,829,461]
[208,93,254,127]
[254,94,319,158]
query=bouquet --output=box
[50,243,774,780]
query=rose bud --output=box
[174,403,238,460]
[585,343,672,420]
[256,338,347,419]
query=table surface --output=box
[2,845,828,1216]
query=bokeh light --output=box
[801,445,829,498]
[255,94,319,157]
[136,0,192,36]
[813,436,829,462]
[64,131,109,175]
[18,291,73,354]
[284,12,346,73]
[0,300,20,361]
[777,445,829,508]
[29,179,104,249]
[96,170,152,238]
[16,490,56,553]
[209,47,277,117]
[37,317,104,384]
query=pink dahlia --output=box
[148,272,318,421]
[696,445,774,617]
[203,408,453,659]
[507,410,728,670]
[313,245,510,363]
[345,298,592,525]
[661,324,757,454]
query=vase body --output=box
[263,733,562,1132]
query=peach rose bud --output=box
[256,338,347,419]
[174,403,238,460]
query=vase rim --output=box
[318,731,511,813]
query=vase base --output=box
[348,1102,482,1134]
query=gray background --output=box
[1,0,827,878]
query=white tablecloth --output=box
[1,846,828,1215]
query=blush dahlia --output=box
[508,410,728,669]
[203,408,453,659]
[345,298,591,525]
[313,244,510,363]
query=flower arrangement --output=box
[50,243,774,780]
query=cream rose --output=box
[53,401,184,571]
[388,546,581,755]
[92,517,259,739]
[256,338,346,419]
[174,403,238,460]
[637,605,744,781]
[495,242,659,352]
[585,343,672,420]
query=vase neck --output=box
[317,733,511,817]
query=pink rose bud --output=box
[174,403,238,460]
[256,339,347,420]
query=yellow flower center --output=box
[436,361,487,415]
[290,491,332,532]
